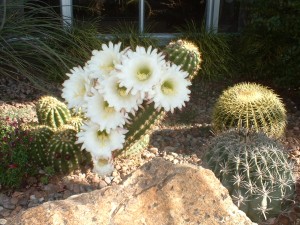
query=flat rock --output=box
[6,158,256,225]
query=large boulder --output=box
[7,158,256,225]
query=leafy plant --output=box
[39,166,55,185]
[237,0,300,88]
[0,117,34,188]
[176,21,233,80]
[204,129,295,223]
[108,22,159,49]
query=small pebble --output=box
[104,177,111,184]
[0,219,7,225]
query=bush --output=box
[0,1,103,90]
[108,22,159,49]
[0,117,34,188]
[237,0,300,88]
[176,21,233,80]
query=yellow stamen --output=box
[161,80,175,95]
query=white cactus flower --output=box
[152,64,191,113]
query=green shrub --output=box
[176,21,233,80]
[237,0,300,88]
[108,22,159,49]
[0,117,34,188]
[0,1,102,90]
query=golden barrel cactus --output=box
[212,82,287,138]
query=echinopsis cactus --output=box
[36,96,71,129]
[212,82,287,138]
[204,130,295,223]
[116,40,202,157]
[61,41,202,176]
[164,39,202,80]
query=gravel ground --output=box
[0,76,299,225]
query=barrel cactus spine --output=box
[26,125,55,168]
[164,39,202,80]
[204,130,295,223]
[66,116,84,132]
[46,125,91,174]
[212,82,287,138]
[36,96,71,129]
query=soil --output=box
[0,76,299,225]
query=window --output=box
[218,0,246,32]
[61,0,206,34]
[73,0,139,33]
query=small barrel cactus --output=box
[204,130,295,223]
[46,125,92,174]
[212,82,287,138]
[27,125,55,168]
[36,96,71,129]
[66,116,84,132]
[164,39,202,79]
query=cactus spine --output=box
[27,125,55,167]
[66,115,84,132]
[47,125,91,174]
[212,82,287,138]
[26,96,90,173]
[164,39,202,80]
[204,130,295,223]
[118,40,201,156]
[36,96,71,129]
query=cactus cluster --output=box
[47,125,91,174]
[212,82,287,138]
[26,96,90,174]
[204,130,295,222]
[117,40,202,156]
[164,39,202,80]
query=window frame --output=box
[60,0,221,36]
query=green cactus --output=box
[116,40,201,157]
[164,39,202,80]
[46,125,92,174]
[26,125,55,168]
[212,82,287,138]
[114,103,165,157]
[66,116,84,132]
[204,130,295,223]
[36,96,71,129]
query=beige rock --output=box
[7,158,256,225]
